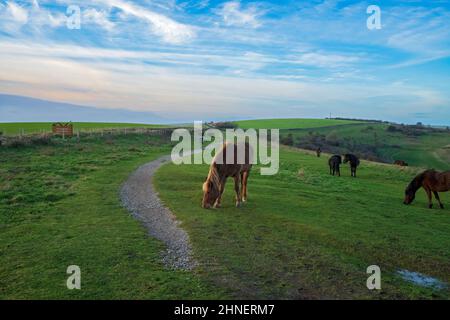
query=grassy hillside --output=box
[279,123,450,171]
[0,134,223,299]
[0,122,169,136]
[234,118,362,130]
[154,147,450,299]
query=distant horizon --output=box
[1,92,449,127]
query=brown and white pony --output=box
[404,169,450,209]
[202,142,253,209]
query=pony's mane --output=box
[207,164,221,190]
[212,142,229,165]
[206,143,229,190]
[406,172,425,194]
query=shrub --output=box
[280,133,294,146]
[30,136,53,146]
[6,139,27,148]
[214,122,238,129]
[387,125,400,132]
[325,131,339,146]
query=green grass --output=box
[154,146,450,299]
[234,118,362,130]
[1,119,448,299]
[0,134,224,299]
[0,122,170,136]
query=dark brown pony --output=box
[328,155,342,176]
[343,154,360,177]
[394,160,409,167]
[404,170,450,209]
[202,142,253,209]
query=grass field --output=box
[0,134,223,299]
[0,122,169,136]
[154,147,450,299]
[234,118,362,130]
[1,118,449,299]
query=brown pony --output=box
[404,170,450,209]
[394,160,409,167]
[202,142,253,209]
[316,147,322,158]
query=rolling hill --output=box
[0,94,165,124]
[234,118,362,129]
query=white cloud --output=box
[217,1,265,28]
[5,1,28,24]
[1,40,446,120]
[0,0,67,32]
[96,0,195,44]
[291,52,361,68]
[83,8,115,31]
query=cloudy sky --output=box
[0,0,449,124]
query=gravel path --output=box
[120,155,197,270]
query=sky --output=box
[0,0,449,124]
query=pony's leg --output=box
[433,191,444,209]
[242,171,250,202]
[214,179,226,208]
[425,188,433,209]
[234,175,242,207]
[240,172,245,201]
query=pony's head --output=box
[343,154,351,164]
[403,185,416,205]
[403,172,425,205]
[202,178,220,209]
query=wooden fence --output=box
[0,126,179,146]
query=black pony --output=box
[343,154,360,177]
[328,155,342,176]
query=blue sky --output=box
[0,0,449,124]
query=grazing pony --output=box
[343,154,360,177]
[404,170,450,209]
[328,155,342,176]
[202,142,253,209]
[316,147,322,158]
[394,160,408,167]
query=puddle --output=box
[397,270,447,289]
